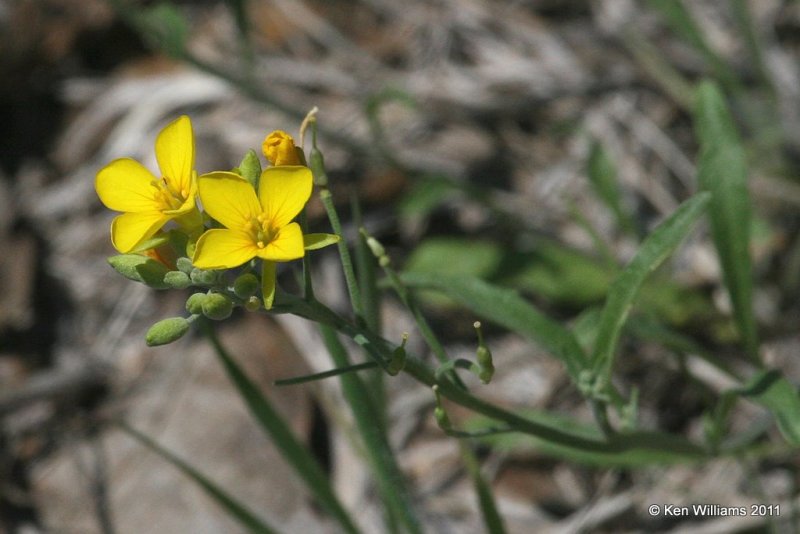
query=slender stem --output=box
[274,295,708,459]
[320,189,364,323]
[274,361,378,386]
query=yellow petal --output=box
[192,228,257,269]
[258,166,312,228]
[96,158,159,213]
[198,172,262,230]
[257,222,305,261]
[156,115,194,197]
[261,261,277,309]
[110,211,170,253]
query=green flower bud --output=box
[146,317,190,346]
[202,292,234,320]
[185,292,206,314]
[233,273,259,299]
[176,257,194,274]
[244,296,261,311]
[191,268,218,286]
[237,149,262,189]
[108,255,169,289]
[164,270,191,289]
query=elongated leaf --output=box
[694,81,759,359]
[587,140,636,236]
[120,422,278,534]
[201,323,361,534]
[400,272,587,380]
[646,0,738,91]
[735,370,800,445]
[320,326,423,534]
[592,193,710,380]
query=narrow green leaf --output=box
[591,193,710,381]
[587,140,636,236]
[274,361,377,386]
[400,272,587,380]
[119,422,278,534]
[201,323,361,534]
[735,370,800,445]
[646,0,739,91]
[319,326,423,534]
[694,81,759,360]
[460,444,507,534]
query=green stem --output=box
[274,361,378,386]
[459,442,507,534]
[320,189,364,323]
[272,295,708,460]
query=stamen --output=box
[256,241,265,249]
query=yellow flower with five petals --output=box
[192,166,335,308]
[95,115,201,253]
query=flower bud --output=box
[244,296,261,311]
[236,149,262,189]
[262,130,301,166]
[190,268,218,286]
[164,270,191,289]
[185,292,206,314]
[146,317,190,346]
[176,257,194,274]
[233,273,259,299]
[108,254,170,289]
[202,292,234,320]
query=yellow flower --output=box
[193,166,317,308]
[95,115,200,253]
[262,130,301,166]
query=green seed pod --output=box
[476,346,494,384]
[185,292,206,314]
[309,147,328,186]
[164,270,191,289]
[434,406,452,431]
[365,236,386,259]
[107,254,169,289]
[146,317,190,346]
[175,257,194,274]
[233,273,259,299]
[190,268,218,286]
[202,292,234,321]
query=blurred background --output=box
[2,0,800,532]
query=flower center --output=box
[152,177,187,211]
[244,214,275,249]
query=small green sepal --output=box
[303,233,340,251]
[176,257,194,274]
